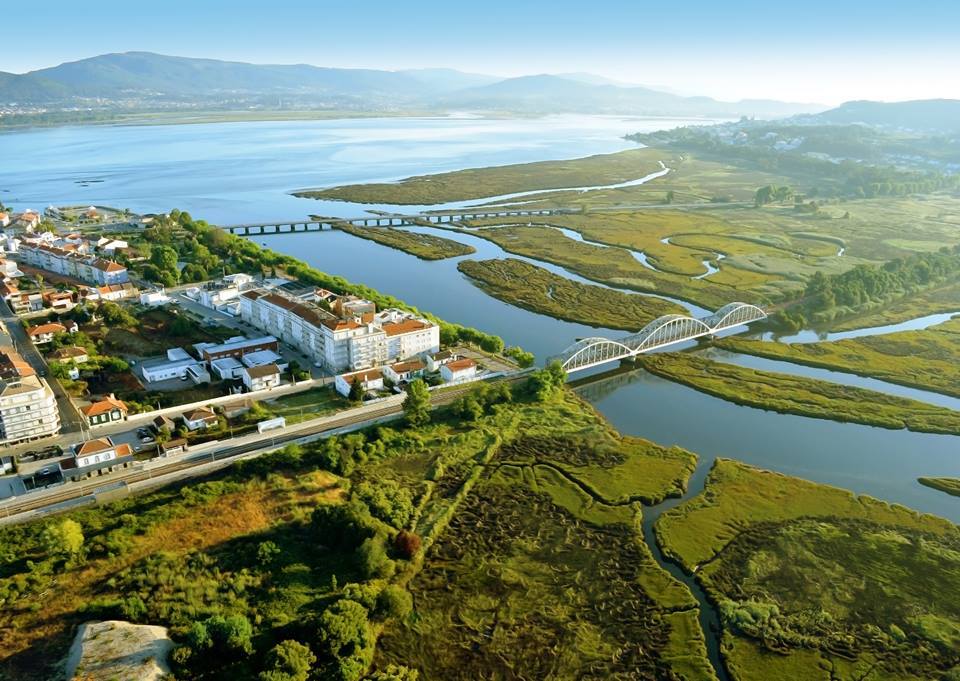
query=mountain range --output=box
[0,52,824,118]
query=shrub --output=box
[317,599,374,681]
[393,530,421,560]
[375,585,412,622]
[259,639,316,681]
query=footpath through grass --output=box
[637,352,960,435]
[656,459,960,681]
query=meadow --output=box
[656,459,960,681]
[333,223,475,260]
[919,477,960,498]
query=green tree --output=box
[150,245,179,274]
[317,599,375,681]
[402,379,431,427]
[665,189,675,204]
[257,540,281,566]
[375,585,412,621]
[259,640,316,681]
[42,519,84,558]
[348,378,364,403]
[358,535,395,579]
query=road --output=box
[0,298,84,437]
[0,378,502,523]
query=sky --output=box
[4,0,959,105]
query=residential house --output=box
[26,322,67,345]
[382,359,426,384]
[48,346,89,365]
[182,408,218,431]
[426,350,456,372]
[221,398,254,419]
[140,288,171,306]
[3,285,43,314]
[80,395,129,428]
[61,437,134,481]
[441,358,478,384]
[152,414,176,434]
[240,349,287,372]
[335,368,384,398]
[43,290,75,311]
[241,364,281,392]
[160,438,188,457]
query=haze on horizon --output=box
[5,0,959,106]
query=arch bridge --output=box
[550,303,767,373]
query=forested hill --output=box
[812,99,960,132]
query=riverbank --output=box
[919,477,960,498]
[656,459,960,681]
[457,258,686,331]
[719,317,960,398]
[333,223,475,260]
[636,352,960,435]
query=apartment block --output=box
[0,347,61,445]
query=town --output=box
[0,205,512,503]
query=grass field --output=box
[637,352,960,435]
[263,386,348,424]
[919,477,960,498]
[717,317,960,398]
[458,258,686,331]
[656,459,960,681]
[334,223,475,260]
[294,147,672,204]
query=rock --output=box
[64,620,173,681]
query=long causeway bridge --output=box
[221,208,575,235]
[550,303,767,373]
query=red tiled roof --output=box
[341,368,382,383]
[445,358,477,372]
[183,408,217,422]
[382,319,432,337]
[76,438,114,456]
[27,322,66,337]
[80,396,128,418]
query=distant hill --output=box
[0,52,824,119]
[813,99,960,132]
[438,74,823,118]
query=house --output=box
[5,288,43,314]
[140,288,171,306]
[80,396,129,427]
[382,359,426,384]
[43,290,75,311]
[61,437,134,481]
[26,322,67,345]
[242,364,281,392]
[240,349,287,372]
[182,408,218,431]
[195,335,279,363]
[96,282,138,302]
[441,358,478,384]
[141,349,206,383]
[335,368,384,398]
[48,346,89,365]
[152,414,175,434]
[221,398,254,419]
[0,212,9,228]
[0,258,23,279]
[426,350,456,372]
[160,438,188,457]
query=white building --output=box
[335,368,384,397]
[140,288,171,306]
[426,350,456,372]
[382,359,426,384]
[241,349,287,372]
[240,288,438,373]
[18,243,129,286]
[241,364,281,392]
[182,408,218,431]
[62,437,133,481]
[0,347,61,445]
[441,358,478,384]
[141,350,206,383]
[210,357,245,380]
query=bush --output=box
[358,535,395,579]
[317,599,375,681]
[375,585,412,622]
[367,664,420,680]
[393,530,422,560]
[259,639,316,681]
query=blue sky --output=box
[5,0,959,104]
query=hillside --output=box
[814,99,960,132]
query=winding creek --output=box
[4,115,958,678]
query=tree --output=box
[181,263,208,282]
[358,535,395,579]
[393,530,422,560]
[367,665,419,681]
[150,245,179,274]
[42,519,84,558]
[348,377,364,403]
[259,640,316,681]
[402,379,430,427]
[257,540,281,566]
[665,190,675,204]
[317,599,375,681]
[205,613,254,654]
[376,585,412,621]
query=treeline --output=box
[630,126,960,199]
[126,210,526,361]
[773,245,960,330]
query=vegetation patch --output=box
[458,257,685,331]
[334,223,475,260]
[656,459,960,681]
[717,317,960,398]
[637,352,960,435]
[919,477,960,498]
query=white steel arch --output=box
[551,302,766,373]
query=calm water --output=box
[2,116,958,523]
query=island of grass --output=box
[333,222,475,260]
[656,459,960,681]
[294,147,672,204]
[919,477,960,498]
[716,316,960,399]
[636,352,960,435]
[458,258,686,331]
[454,222,752,309]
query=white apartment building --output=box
[0,347,61,445]
[18,243,129,286]
[239,289,439,373]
